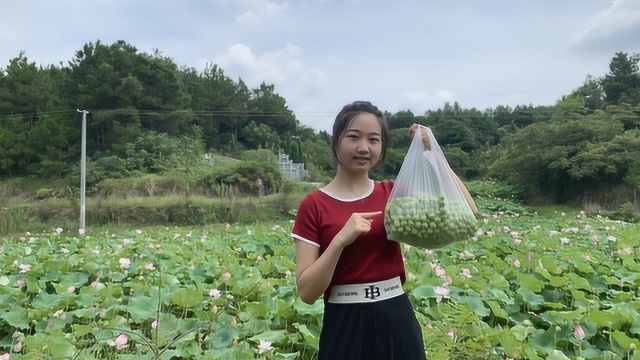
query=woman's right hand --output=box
[409,123,432,150]
[334,211,382,247]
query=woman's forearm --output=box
[296,239,346,304]
[453,172,478,215]
[432,152,478,215]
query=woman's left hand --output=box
[409,123,431,150]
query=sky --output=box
[1,0,639,134]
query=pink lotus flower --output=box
[212,304,218,313]
[14,341,22,352]
[61,247,70,254]
[447,329,456,341]
[258,340,273,354]
[435,267,446,277]
[209,289,221,298]
[55,227,63,234]
[151,319,158,329]
[18,264,31,273]
[67,286,76,293]
[78,228,85,235]
[462,268,472,278]
[1,353,9,360]
[119,258,131,269]
[223,272,232,279]
[53,309,66,320]
[230,317,237,326]
[574,324,585,340]
[15,279,25,287]
[433,286,450,303]
[145,262,155,270]
[107,334,128,350]
[513,258,521,268]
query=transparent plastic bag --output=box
[384,126,477,249]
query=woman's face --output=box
[335,113,383,174]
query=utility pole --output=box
[77,109,88,235]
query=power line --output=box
[0,109,335,125]
[0,108,337,122]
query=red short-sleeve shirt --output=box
[291,180,406,300]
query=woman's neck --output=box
[331,168,371,192]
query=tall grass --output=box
[0,193,304,236]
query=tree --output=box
[550,96,587,123]
[25,112,77,177]
[0,55,69,176]
[388,110,416,130]
[245,83,298,137]
[64,41,190,155]
[601,52,640,106]
[570,75,605,111]
[241,121,280,150]
[183,64,251,150]
[0,53,54,119]
[489,110,627,201]
[0,115,25,175]
[606,103,640,130]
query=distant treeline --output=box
[1,40,639,207]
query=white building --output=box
[279,154,308,181]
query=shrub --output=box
[601,202,640,223]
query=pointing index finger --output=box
[356,211,383,218]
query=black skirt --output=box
[318,293,426,360]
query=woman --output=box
[291,100,477,359]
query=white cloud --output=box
[499,93,529,107]
[213,43,303,86]
[400,89,455,110]
[574,0,640,48]
[0,31,17,42]
[0,1,628,134]
[301,68,328,89]
[236,0,290,27]
[434,90,455,102]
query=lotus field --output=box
[2,210,640,359]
